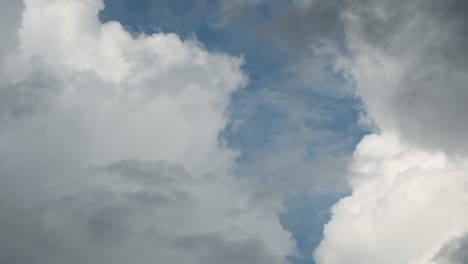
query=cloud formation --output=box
[315,0,468,263]
[433,234,468,264]
[1,159,294,264]
[341,0,468,154]
[0,0,296,263]
[215,0,345,56]
[315,134,468,264]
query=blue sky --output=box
[100,1,365,263]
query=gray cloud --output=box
[434,234,468,264]
[215,0,345,56]
[0,0,23,58]
[0,69,60,126]
[314,0,468,262]
[0,159,292,264]
[272,0,344,51]
[104,159,190,184]
[174,233,285,264]
[341,0,468,154]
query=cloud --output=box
[214,0,345,55]
[0,159,294,264]
[340,0,468,154]
[0,0,296,263]
[314,0,468,263]
[3,0,245,178]
[0,0,23,58]
[314,134,468,264]
[432,234,468,264]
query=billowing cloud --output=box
[0,0,296,263]
[314,134,468,264]
[315,0,468,263]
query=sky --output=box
[0,0,467,264]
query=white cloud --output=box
[0,0,295,263]
[315,134,468,264]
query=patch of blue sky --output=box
[100,1,368,263]
[282,192,346,264]
[99,0,286,80]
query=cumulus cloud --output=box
[0,0,296,263]
[314,134,468,264]
[315,0,468,263]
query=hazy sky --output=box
[0,1,467,264]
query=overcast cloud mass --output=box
[0,0,467,264]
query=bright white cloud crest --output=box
[315,134,468,264]
[0,0,295,263]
